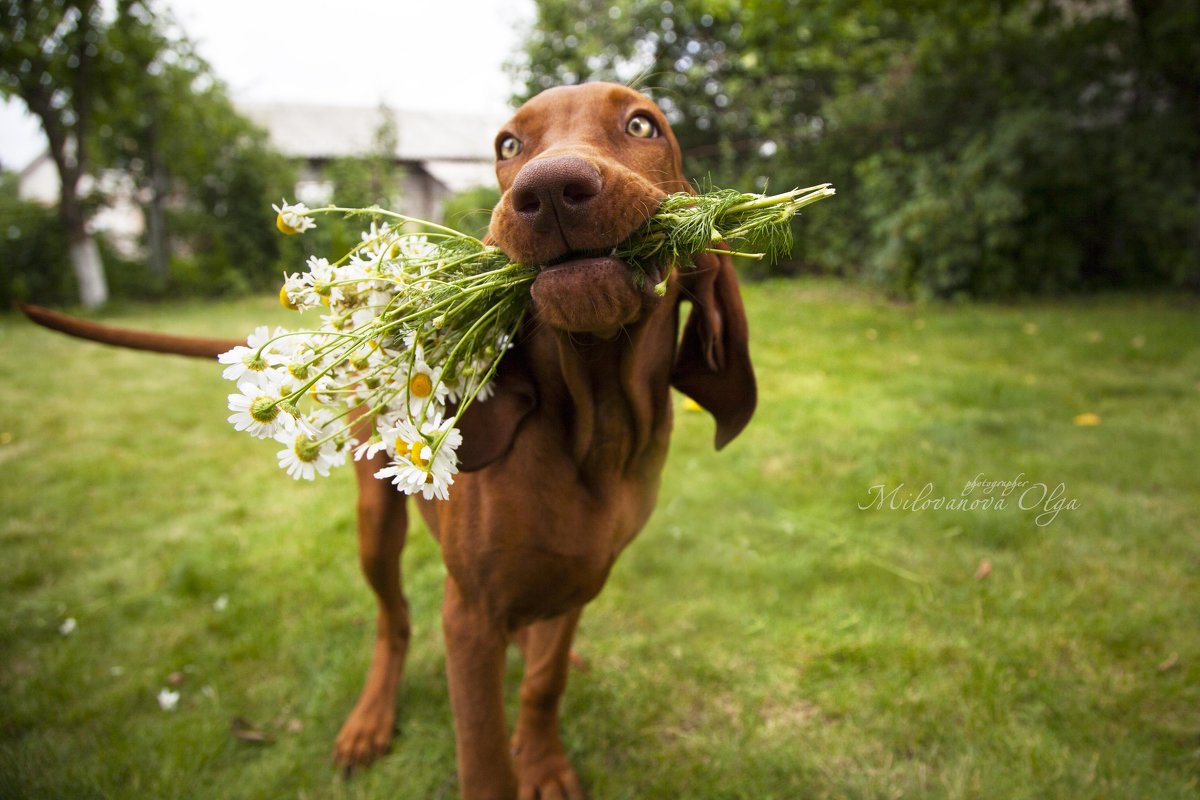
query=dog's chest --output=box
[433,454,666,626]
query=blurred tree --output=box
[1,0,294,305]
[325,104,401,208]
[0,0,111,307]
[91,0,294,297]
[511,0,1200,297]
[314,104,403,258]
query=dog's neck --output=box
[525,304,678,483]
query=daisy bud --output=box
[272,200,316,235]
[279,285,299,310]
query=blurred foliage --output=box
[324,105,401,209]
[1,0,115,305]
[441,185,502,239]
[511,0,1200,297]
[1,0,296,305]
[90,0,296,299]
[0,172,72,306]
[299,105,405,259]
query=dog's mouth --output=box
[541,248,612,270]
[529,251,658,334]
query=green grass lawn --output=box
[2,281,1198,799]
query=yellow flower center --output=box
[276,213,299,235]
[249,396,279,423]
[392,437,431,469]
[293,435,321,463]
[279,285,298,310]
[408,372,433,398]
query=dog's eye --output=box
[498,136,522,160]
[626,115,659,139]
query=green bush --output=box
[514,0,1200,299]
[0,196,72,308]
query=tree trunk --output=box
[68,234,108,309]
[147,170,170,281]
[61,194,109,309]
[146,120,170,282]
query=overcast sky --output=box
[0,0,535,171]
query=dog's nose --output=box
[509,156,602,234]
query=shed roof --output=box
[239,103,506,163]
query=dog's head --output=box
[488,82,689,334]
[459,83,755,469]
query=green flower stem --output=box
[723,184,833,215]
[312,205,478,243]
[430,312,525,454]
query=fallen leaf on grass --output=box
[230,716,275,744]
[974,559,992,581]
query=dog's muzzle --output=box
[530,255,657,334]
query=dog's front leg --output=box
[512,609,587,800]
[334,445,412,772]
[442,577,519,800]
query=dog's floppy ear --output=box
[453,343,537,472]
[671,249,757,449]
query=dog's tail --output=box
[18,303,242,359]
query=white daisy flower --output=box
[274,414,346,480]
[402,348,449,419]
[280,272,319,311]
[394,234,437,264]
[307,375,342,406]
[227,377,294,439]
[446,356,498,404]
[358,220,394,260]
[473,376,496,402]
[273,199,316,234]
[353,434,388,462]
[304,256,338,306]
[351,306,381,330]
[374,418,460,500]
[219,325,288,384]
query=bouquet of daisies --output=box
[222,184,834,499]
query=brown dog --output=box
[23,82,756,799]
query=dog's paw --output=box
[513,734,586,800]
[333,700,395,774]
[517,760,586,800]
